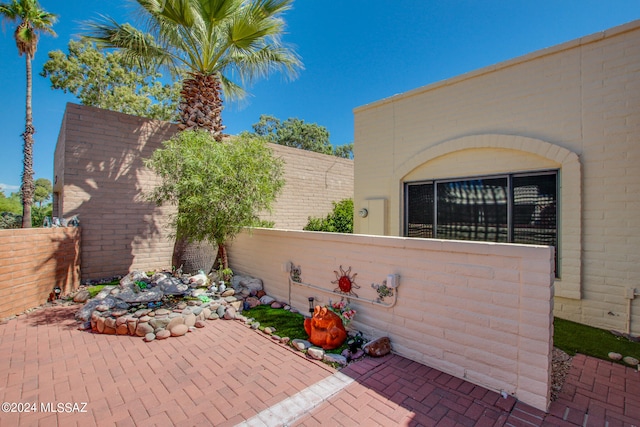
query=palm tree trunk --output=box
[21,54,34,228]
[178,74,225,141]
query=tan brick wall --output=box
[0,227,80,319]
[353,20,640,335]
[229,228,554,411]
[54,104,354,281]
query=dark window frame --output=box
[404,170,559,276]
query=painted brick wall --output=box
[228,228,555,411]
[0,227,80,319]
[54,104,353,281]
[353,20,640,335]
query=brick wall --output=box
[229,228,555,412]
[54,103,353,281]
[353,20,640,335]
[0,227,80,319]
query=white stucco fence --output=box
[228,228,555,411]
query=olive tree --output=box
[145,130,284,269]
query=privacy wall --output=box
[0,227,80,319]
[228,228,555,411]
[53,104,353,280]
[353,20,640,335]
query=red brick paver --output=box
[1,305,638,426]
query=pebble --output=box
[609,352,623,361]
[263,327,276,335]
[167,317,185,331]
[155,308,170,316]
[144,333,156,342]
[195,320,206,328]
[183,313,197,327]
[136,322,154,337]
[221,289,235,297]
[270,302,283,309]
[623,356,639,366]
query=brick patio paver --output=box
[1,305,638,426]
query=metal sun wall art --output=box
[332,265,360,298]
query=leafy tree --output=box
[333,142,353,159]
[41,40,181,121]
[0,191,22,214]
[304,199,353,233]
[252,115,332,154]
[0,0,57,228]
[85,0,301,141]
[33,177,51,206]
[252,114,354,158]
[145,130,284,268]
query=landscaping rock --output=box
[292,339,311,351]
[363,337,392,357]
[307,347,325,360]
[156,329,171,340]
[324,353,348,365]
[609,352,623,361]
[170,324,189,337]
[73,290,90,303]
[259,295,275,305]
[623,356,639,366]
[135,322,154,337]
[144,333,156,342]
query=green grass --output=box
[244,305,308,340]
[554,317,640,363]
[87,285,106,298]
[243,305,349,354]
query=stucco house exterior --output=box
[353,20,640,336]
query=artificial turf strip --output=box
[554,317,640,363]
[244,305,308,341]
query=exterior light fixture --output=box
[358,208,368,218]
[308,297,315,314]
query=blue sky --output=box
[1,1,639,194]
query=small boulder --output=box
[73,290,91,303]
[623,356,639,366]
[363,337,392,357]
[608,352,623,361]
[170,324,189,337]
[144,333,156,342]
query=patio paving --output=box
[0,305,638,427]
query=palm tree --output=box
[0,0,56,228]
[85,0,302,142]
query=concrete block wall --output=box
[54,104,354,281]
[353,20,640,335]
[229,228,555,411]
[0,227,80,319]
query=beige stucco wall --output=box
[229,228,555,411]
[353,20,640,335]
[53,104,353,280]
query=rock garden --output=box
[73,269,391,367]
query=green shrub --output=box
[304,198,353,233]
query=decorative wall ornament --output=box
[371,280,394,302]
[332,265,360,297]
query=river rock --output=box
[609,352,623,361]
[156,329,171,340]
[363,337,392,357]
[623,356,639,366]
[195,320,206,328]
[167,317,185,331]
[221,289,235,297]
[104,317,117,329]
[184,313,197,327]
[324,353,348,365]
[144,333,156,342]
[223,307,236,320]
[136,322,154,337]
[73,290,91,303]
[259,295,275,305]
[170,324,189,337]
[307,347,325,360]
[96,316,105,333]
[292,339,311,351]
[245,297,260,309]
[116,324,129,335]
